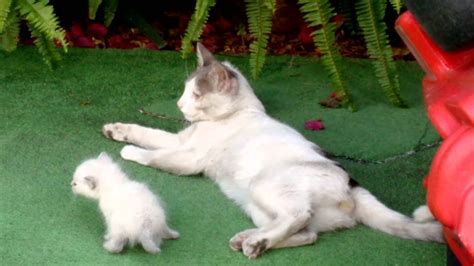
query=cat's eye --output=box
[192,91,201,98]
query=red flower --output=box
[70,23,84,38]
[304,119,325,131]
[299,23,313,45]
[88,23,108,39]
[216,17,233,31]
[108,35,124,48]
[203,23,215,36]
[330,91,341,100]
[146,42,159,50]
[75,36,95,48]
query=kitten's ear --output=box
[84,176,96,190]
[196,42,215,67]
[98,152,112,163]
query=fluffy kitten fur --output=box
[71,152,179,254]
[102,43,443,259]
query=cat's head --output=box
[71,152,120,199]
[177,43,264,122]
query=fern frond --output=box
[356,0,406,107]
[388,0,403,14]
[30,26,61,68]
[0,0,12,33]
[299,0,354,111]
[0,9,20,52]
[338,0,359,35]
[103,0,118,27]
[16,0,67,51]
[125,9,166,49]
[88,0,103,20]
[246,0,275,79]
[181,0,216,59]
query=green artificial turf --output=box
[0,47,445,265]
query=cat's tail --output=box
[351,187,444,243]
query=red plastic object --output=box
[396,12,474,266]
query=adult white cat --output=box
[102,43,443,259]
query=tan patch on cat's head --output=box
[177,43,241,122]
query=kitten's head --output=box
[177,43,263,122]
[71,152,120,199]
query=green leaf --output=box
[181,0,216,59]
[16,0,67,51]
[88,0,102,20]
[246,0,275,79]
[103,0,118,26]
[356,0,406,107]
[124,9,166,49]
[30,26,61,69]
[0,0,12,33]
[299,0,355,111]
[389,0,403,14]
[0,9,19,52]
[15,0,67,68]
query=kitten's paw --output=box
[142,244,161,254]
[103,239,124,254]
[102,123,130,142]
[163,227,180,240]
[242,237,268,259]
[229,229,258,251]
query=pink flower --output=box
[304,119,325,131]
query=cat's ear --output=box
[84,176,96,190]
[98,152,112,163]
[196,42,215,67]
[209,63,238,94]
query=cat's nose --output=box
[177,100,184,109]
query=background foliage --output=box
[1,0,408,108]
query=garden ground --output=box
[0,47,445,265]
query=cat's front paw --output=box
[120,145,144,162]
[242,236,268,259]
[102,123,130,142]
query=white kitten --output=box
[71,152,179,254]
[102,43,443,259]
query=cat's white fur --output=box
[102,43,443,259]
[71,152,179,254]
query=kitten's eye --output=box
[192,91,201,98]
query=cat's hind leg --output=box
[273,230,317,249]
[241,184,312,259]
[229,203,273,251]
[229,228,259,251]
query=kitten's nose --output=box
[177,100,183,109]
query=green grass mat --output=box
[0,47,445,265]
